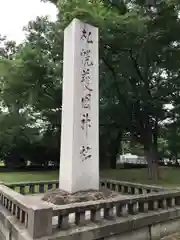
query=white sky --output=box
[0,0,58,43]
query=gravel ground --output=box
[162,233,180,239]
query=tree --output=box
[0,22,61,166]
[50,0,180,179]
[164,123,180,161]
[1,0,180,180]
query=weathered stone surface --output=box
[161,233,180,239]
[59,18,99,193]
[42,188,120,205]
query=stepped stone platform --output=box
[25,189,130,225]
[3,178,176,240]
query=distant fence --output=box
[116,155,147,168]
[117,154,180,168]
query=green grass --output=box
[1,167,180,188]
[101,167,180,188]
[0,171,58,183]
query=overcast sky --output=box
[0,0,57,43]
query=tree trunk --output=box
[144,148,153,179]
[142,113,160,181]
[100,154,111,169]
[110,156,117,169]
[174,153,178,166]
[144,146,159,181]
[110,131,122,169]
[99,130,110,169]
[153,116,160,179]
[153,144,160,180]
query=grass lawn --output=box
[1,167,180,188]
[101,167,180,188]
[0,171,59,183]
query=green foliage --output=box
[1,0,180,176]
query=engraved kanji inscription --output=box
[81,49,93,67]
[81,93,91,109]
[81,69,93,92]
[81,113,91,137]
[80,145,92,161]
[81,28,93,44]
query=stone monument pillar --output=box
[59,18,99,193]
